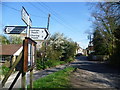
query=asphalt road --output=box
[70,56,120,89]
[1,56,120,89]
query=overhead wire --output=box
[28,2,73,32]
[1,3,20,12]
[39,2,73,27]
[30,2,78,33]
[28,2,47,16]
[2,2,80,34]
[1,3,47,18]
[39,2,74,29]
[37,2,80,33]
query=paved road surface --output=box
[70,56,120,89]
[1,56,120,89]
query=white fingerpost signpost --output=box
[2,6,50,90]
[30,28,49,41]
[4,26,27,34]
[21,6,34,89]
[21,6,32,37]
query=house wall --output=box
[0,55,14,68]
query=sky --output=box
[0,2,93,49]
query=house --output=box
[0,44,22,67]
[87,41,94,55]
[77,47,84,55]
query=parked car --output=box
[76,53,83,57]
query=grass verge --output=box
[28,67,75,88]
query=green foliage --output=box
[9,35,22,44]
[91,2,119,55]
[0,66,10,75]
[91,2,120,66]
[28,67,75,88]
[109,26,120,67]
[36,58,45,70]
[36,32,78,70]
[93,30,108,55]
[36,58,66,70]
[0,35,10,44]
[0,35,23,44]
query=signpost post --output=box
[21,6,33,89]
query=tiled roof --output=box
[0,44,22,55]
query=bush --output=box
[1,66,10,75]
[36,58,48,70]
[36,32,78,70]
[65,57,74,63]
[36,58,67,70]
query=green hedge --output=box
[36,58,67,70]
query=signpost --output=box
[4,26,27,34]
[21,6,33,89]
[30,28,49,41]
[4,27,50,41]
[21,7,32,27]
[21,6,32,37]
[2,6,50,90]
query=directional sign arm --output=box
[44,29,49,40]
[30,28,49,41]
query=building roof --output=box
[0,44,22,55]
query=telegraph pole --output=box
[90,35,92,46]
[43,14,51,69]
[47,14,51,30]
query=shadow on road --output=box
[70,56,120,89]
[72,56,120,74]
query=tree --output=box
[90,2,120,66]
[0,35,10,44]
[93,29,108,55]
[91,2,120,55]
[36,32,78,69]
[9,35,22,44]
[44,32,78,61]
[110,26,120,67]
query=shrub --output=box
[1,66,10,75]
[36,32,78,70]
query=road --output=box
[1,56,120,89]
[70,56,120,89]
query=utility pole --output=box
[43,14,51,69]
[47,14,51,30]
[90,35,92,46]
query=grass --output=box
[28,67,75,88]
[0,66,10,75]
